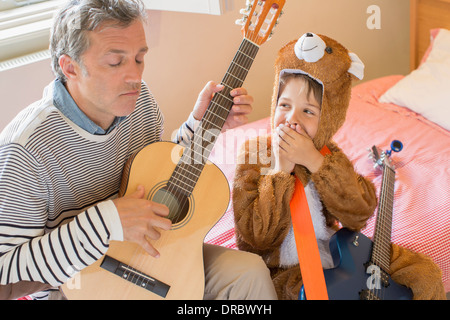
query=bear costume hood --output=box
[271,32,364,152]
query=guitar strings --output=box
[372,161,388,299]
[161,2,264,226]
[381,165,392,299]
[160,38,255,227]
[164,37,259,223]
[125,37,260,294]
[382,165,395,300]
[369,160,395,299]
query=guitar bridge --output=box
[359,290,381,300]
[100,255,170,298]
[364,261,390,288]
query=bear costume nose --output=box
[294,32,326,63]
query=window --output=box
[0,0,64,61]
[0,0,224,63]
[144,0,224,15]
[0,0,49,11]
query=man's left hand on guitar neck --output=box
[192,81,253,131]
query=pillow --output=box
[379,28,450,131]
[420,28,441,65]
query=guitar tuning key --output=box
[235,18,246,26]
[239,8,250,16]
[270,5,280,14]
[389,140,403,155]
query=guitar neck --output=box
[168,38,260,196]
[202,38,259,134]
[371,165,396,273]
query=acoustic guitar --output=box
[300,141,413,300]
[62,0,286,300]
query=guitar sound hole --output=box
[151,187,190,224]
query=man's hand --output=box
[192,81,253,131]
[112,185,172,258]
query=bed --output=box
[205,0,450,294]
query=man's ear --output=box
[58,54,78,80]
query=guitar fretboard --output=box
[168,38,260,196]
[371,164,396,273]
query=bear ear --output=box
[348,52,364,80]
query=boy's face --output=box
[274,77,321,139]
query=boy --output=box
[233,33,445,300]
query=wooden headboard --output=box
[410,0,450,70]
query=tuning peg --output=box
[270,6,280,15]
[391,140,403,152]
[239,8,250,16]
[386,140,403,156]
[235,18,246,26]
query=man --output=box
[0,0,277,300]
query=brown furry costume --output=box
[232,33,446,300]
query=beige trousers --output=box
[203,244,277,300]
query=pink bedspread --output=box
[205,75,450,292]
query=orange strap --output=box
[290,146,331,300]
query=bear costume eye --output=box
[325,47,333,54]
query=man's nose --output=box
[125,62,143,83]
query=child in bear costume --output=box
[232,33,446,300]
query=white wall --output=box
[0,57,54,131]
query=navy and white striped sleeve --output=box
[172,112,201,147]
[0,145,122,287]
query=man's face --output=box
[69,20,148,129]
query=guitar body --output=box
[62,141,230,300]
[299,142,412,300]
[321,228,413,300]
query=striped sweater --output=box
[0,81,199,289]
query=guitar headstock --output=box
[236,0,286,45]
[369,140,403,171]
